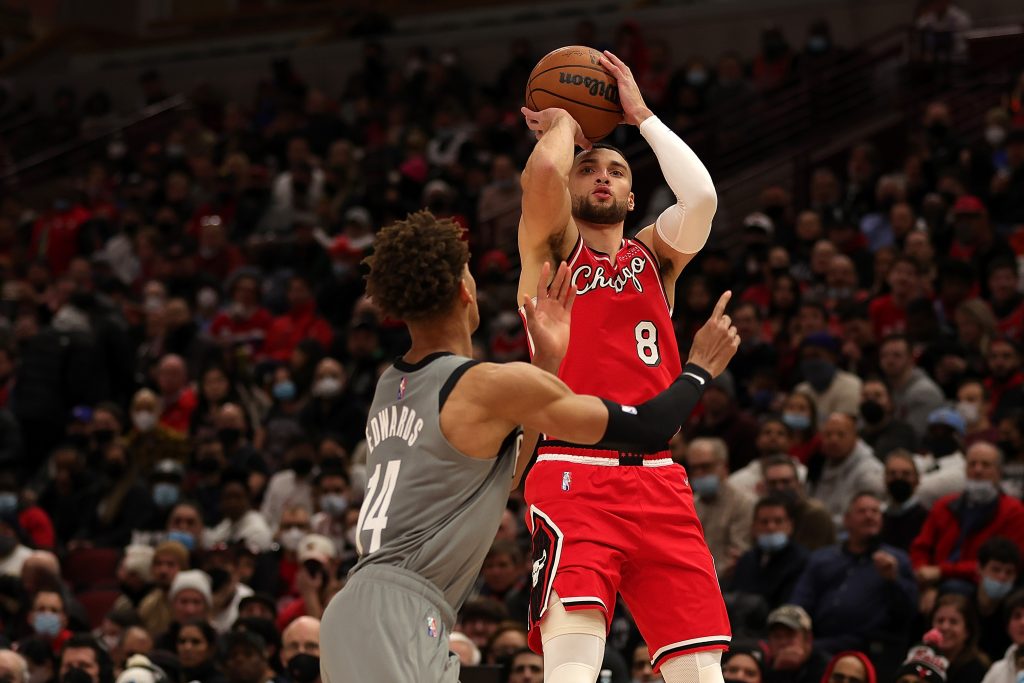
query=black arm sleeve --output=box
[597,363,711,452]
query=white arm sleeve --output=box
[639,115,718,254]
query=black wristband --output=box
[681,363,712,387]
[599,365,709,451]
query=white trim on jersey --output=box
[559,596,608,609]
[628,236,674,316]
[537,454,674,468]
[567,235,586,269]
[530,505,565,622]
[518,302,537,357]
[651,635,733,665]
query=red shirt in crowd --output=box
[18,506,55,550]
[985,371,1024,417]
[30,205,92,276]
[263,303,333,362]
[210,308,274,352]
[160,387,198,435]
[868,294,908,340]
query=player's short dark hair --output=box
[364,211,469,322]
[979,536,1021,569]
[575,143,631,171]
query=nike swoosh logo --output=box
[684,372,706,386]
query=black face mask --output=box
[93,429,116,446]
[104,461,126,480]
[0,535,16,557]
[924,435,960,458]
[62,668,94,683]
[887,479,914,504]
[287,653,321,683]
[292,458,314,477]
[197,457,222,475]
[217,428,242,449]
[860,400,886,425]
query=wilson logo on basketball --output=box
[557,72,620,104]
[572,256,647,296]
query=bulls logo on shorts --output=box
[528,506,563,626]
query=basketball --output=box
[526,45,624,142]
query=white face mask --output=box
[957,401,980,426]
[986,125,1007,148]
[280,527,305,552]
[132,411,157,432]
[312,377,343,398]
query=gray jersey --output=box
[352,352,520,613]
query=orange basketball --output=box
[526,45,624,142]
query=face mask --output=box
[0,492,17,516]
[986,126,1007,148]
[982,576,1014,601]
[860,400,886,425]
[273,381,297,402]
[33,611,62,637]
[800,358,836,392]
[217,427,242,449]
[312,377,343,398]
[132,411,157,432]
[807,35,829,53]
[167,530,196,551]
[287,654,321,683]
[320,493,348,516]
[93,428,116,446]
[887,479,915,504]
[62,668,93,683]
[924,435,959,458]
[757,531,789,552]
[280,527,305,552]
[782,412,811,431]
[292,457,314,477]
[964,479,999,505]
[103,461,126,480]
[153,483,180,508]
[686,69,708,86]
[957,401,980,426]
[690,474,719,498]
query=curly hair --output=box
[364,211,469,322]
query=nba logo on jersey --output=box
[562,472,571,491]
[426,616,438,638]
[397,377,407,400]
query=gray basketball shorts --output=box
[320,564,460,683]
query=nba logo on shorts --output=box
[562,472,572,491]
[426,616,438,638]
[397,377,407,400]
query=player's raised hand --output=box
[598,50,653,127]
[522,261,576,364]
[521,107,591,150]
[687,291,740,378]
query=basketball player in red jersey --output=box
[516,51,729,683]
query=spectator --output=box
[882,451,929,551]
[764,605,830,683]
[155,355,197,435]
[880,335,945,438]
[911,442,1024,609]
[276,535,341,630]
[168,569,212,628]
[958,379,1001,448]
[113,545,154,610]
[0,514,31,578]
[457,598,508,651]
[729,418,808,499]
[820,652,876,683]
[984,338,1024,422]
[449,631,480,667]
[209,270,273,354]
[981,590,1024,683]
[782,392,822,465]
[173,620,226,683]
[475,540,528,622]
[138,541,189,637]
[263,275,332,364]
[931,594,989,683]
[975,537,1021,662]
[795,334,862,421]
[791,492,918,653]
[260,438,317,531]
[166,502,205,552]
[809,414,884,523]
[280,616,320,683]
[224,629,273,683]
[688,437,753,578]
[298,358,367,453]
[914,408,968,510]
[0,650,28,683]
[81,438,156,548]
[59,635,113,683]
[309,458,351,554]
[18,639,56,683]
[485,623,528,667]
[723,647,766,683]
[871,259,925,341]
[858,378,917,459]
[24,589,73,654]
[239,593,278,623]
[762,456,835,551]
[124,389,190,475]
[685,378,760,472]
[204,467,274,553]
[728,495,809,609]
[112,627,153,673]
[208,546,255,633]
[508,648,543,683]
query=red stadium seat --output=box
[75,589,122,629]
[63,548,122,591]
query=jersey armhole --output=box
[439,360,482,411]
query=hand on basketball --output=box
[687,291,740,378]
[522,261,576,365]
[521,107,592,150]
[598,50,653,127]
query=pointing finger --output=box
[711,291,732,320]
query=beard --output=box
[572,194,628,225]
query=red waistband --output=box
[537,443,672,460]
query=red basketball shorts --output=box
[524,451,731,671]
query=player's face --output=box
[569,149,634,225]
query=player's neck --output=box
[405,316,474,363]
[576,220,624,255]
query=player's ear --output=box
[458,278,473,305]
[627,192,635,211]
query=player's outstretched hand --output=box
[687,291,740,378]
[522,261,577,365]
[521,107,592,150]
[598,50,653,127]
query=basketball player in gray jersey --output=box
[320,211,739,683]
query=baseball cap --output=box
[927,407,966,436]
[894,645,948,683]
[743,212,774,235]
[767,604,812,632]
[152,459,184,482]
[239,592,278,618]
[297,534,337,565]
[953,195,986,215]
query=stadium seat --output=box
[75,589,122,629]
[63,547,122,591]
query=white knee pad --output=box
[660,651,725,683]
[540,593,606,683]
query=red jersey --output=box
[529,236,680,407]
